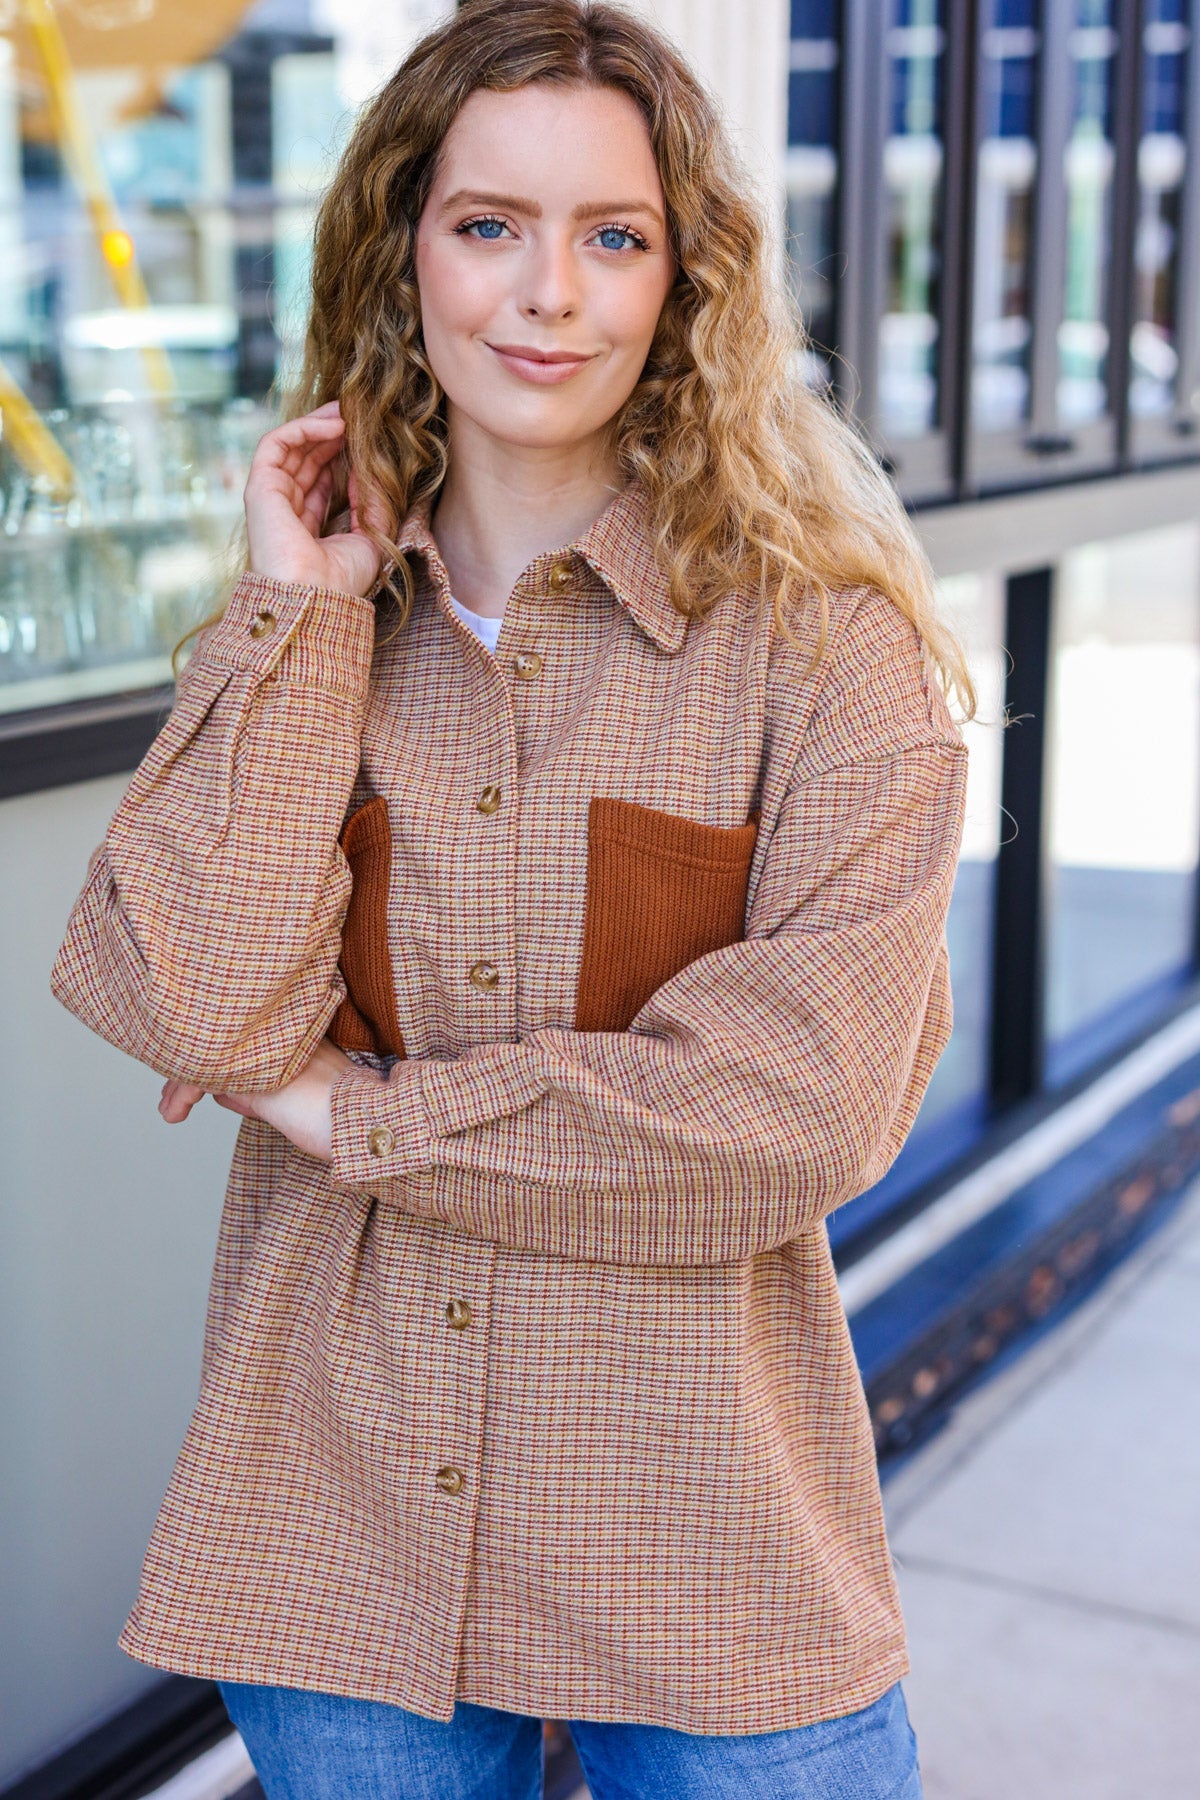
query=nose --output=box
[518,231,581,321]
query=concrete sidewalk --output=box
[882,1172,1200,1799]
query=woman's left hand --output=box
[159,1036,380,1161]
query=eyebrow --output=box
[438,188,666,230]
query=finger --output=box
[261,433,347,500]
[251,415,346,473]
[159,1079,205,1123]
[213,1093,257,1120]
[285,433,346,504]
[259,435,346,516]
[245,440,346,530]
[299,461,336,535]
[162,1080,204,1121]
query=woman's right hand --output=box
[244,399,386,597]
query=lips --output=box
[486,342,596,385]
[487,343,592,364]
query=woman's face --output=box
[415,82,676,461]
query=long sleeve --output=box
[328,591,970,1266]
[50,570,376,1090]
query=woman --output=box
[51,2,974,1795]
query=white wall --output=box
[0,776,240,1788]
[623,0,790,261]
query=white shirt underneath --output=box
[449,593,504,654]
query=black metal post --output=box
[989,564,1053,1109]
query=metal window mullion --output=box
[1170,0,1200,429]
[1027,0,1075,448]
[1193,528,1200,973]
[1108,0,1147,464]
[989,565,1053,1110]
[836,0,888,431]
[938,0,975,492]
[956,0,990,491]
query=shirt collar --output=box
[390,475,689,656]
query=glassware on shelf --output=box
[51,409,138,524]
[0,392,274,701]
[0,538,75,680]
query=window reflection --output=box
[1130,2,1190,419]
[830,571,1006,1242]
[911,572,1006,1130]
[1044,524,1200,1083]
[879,0,945,440]
[1058,1,1116,427]
[972,0,1039,432]
[786,0,841,394]
[0,3,443,713]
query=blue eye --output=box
[594,223,650,253]
[455,215,650,252]
[456,215,509,241]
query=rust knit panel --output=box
[328,795,407,1058]
[573,797,760,1033]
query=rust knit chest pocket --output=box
[328,795,407,1058]
[573,796,760,1033]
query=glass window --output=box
[829,571,1006,1245]
[1044,523,1200,1084]
[1058,0,1117,428]
[0,4,446,717]
[971,0,1040,433]
[1130,2,1190,421]
[786,0,841,394]
[879,0,946,441]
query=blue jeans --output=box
[218,1675,924,1799]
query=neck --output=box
[429,411,626,618]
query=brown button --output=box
[445,1298,473,1330]
[435,1464,464,1495]
[367,1124,395,1157]
[513,651,544,679]
[469,960,499,991]
[548,558,572,591]
[476,784,502,814]
[249,608,277,639]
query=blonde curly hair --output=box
[179,0,975,721]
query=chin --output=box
[467,408,607,452]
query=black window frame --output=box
[1127,0,1200,465]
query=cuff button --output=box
[249,608,277,639]
[368,1124,395,1157]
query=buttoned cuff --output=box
[328,1042,552,1197]
[328,1058,436,1189]
[199,571,377,691]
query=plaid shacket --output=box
[50,474,967,1734]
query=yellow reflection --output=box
[0,358,75,493]
[101,227,135,268]
[19,0,173,395]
